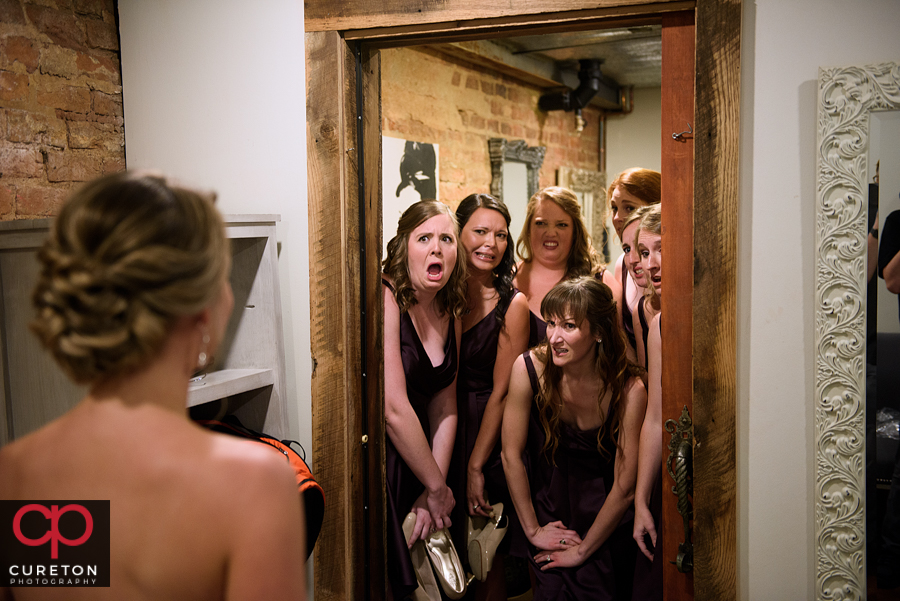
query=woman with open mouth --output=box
[514,187,618,349]
[382,199,468,601]
[620,207,661,372]
[607,168,661,364]
[451,193,531,599]
[501,276,646,600]
[631,204,664,600]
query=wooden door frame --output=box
[305,1,740,599]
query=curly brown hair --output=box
[382,199,468,319]
[515,186,599,278]
[30,171,229,384]
[531,276,642,463]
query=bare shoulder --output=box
[0,416,77,498]
[601,268,622,299]
[513,261,530,288]
[623,375,648,403]
[509,290,529,312]
[506,292,530,325]
[202,429,297,494]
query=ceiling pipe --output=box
[538,59,605,113]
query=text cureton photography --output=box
[0,501,110,588]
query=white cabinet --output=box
[0,215,288,446]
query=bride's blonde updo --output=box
[30,171,228,384]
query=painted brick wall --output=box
[382,46,602,207]
[0,0,124,220]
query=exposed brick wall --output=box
[0,0,124,220]
[382,46,601,207]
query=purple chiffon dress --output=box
[384,281,458,601]
[450,291,527,561]
[523,352,637,601]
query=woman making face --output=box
[514,186,618,349]
[382,199,468,601]
[621,208,661,371]
[452,194,531,597]
[607,168,661,360]
[501,277,646,600]
[631,204,664,600]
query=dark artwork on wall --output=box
[395,141,437,199]
[382,137,440,256]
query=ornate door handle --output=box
[665,405,693,573]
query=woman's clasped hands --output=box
[528,520,584,570]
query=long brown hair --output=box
[531,276,642,462]
[382,199,468,318]
[456,193,517,327]
[516,186,599,278]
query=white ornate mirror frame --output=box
[557,166,609,262]
[816,61,900,598]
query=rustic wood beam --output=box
[306,0,692,34]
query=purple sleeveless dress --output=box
[523,352,637,601]
[631,312,662,601]
[528,310,547,349]
[384,281,458,601]
[450,291,528,560]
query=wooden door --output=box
[660,10,695,600]
[305,2,740,599]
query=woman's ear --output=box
[193,307,212,330]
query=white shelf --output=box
[187,368,275,407]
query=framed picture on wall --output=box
[382,137,440,256]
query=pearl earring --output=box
[198,328,211,369]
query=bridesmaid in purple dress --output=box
[502,277,646,601]
[383,200,468,601]
[513,187,620,349]
[607,168,660,365]
[452,194,530,600]
[632,205,664,600]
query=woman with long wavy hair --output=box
[514,187,620,349]
[619,207,661,372]
[501,276,646,600]
[451,193,530,599]
[607,168,661,362]
[382,199,468,600]
[631,204,663,600]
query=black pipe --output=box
[538,59,604,112]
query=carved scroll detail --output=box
[815,62,900,600]
[488,138,546,202]
[557,167,608,262]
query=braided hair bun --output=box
[30,171,228,384]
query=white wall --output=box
[116,1,312,591]
[740,1,900,598]
[606,86,662,180]
[604,86,662,265]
